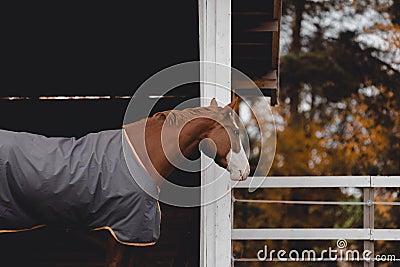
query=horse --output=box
[0,98,250,249]
[124,97,250,185]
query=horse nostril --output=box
[238,169,246,181]
[242,166,250,180]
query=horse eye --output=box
[233,129,240,136]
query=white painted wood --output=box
[231,228,400,241]
[199,0,232,266]
[232,176,371,188]
[232,176,400,188]
[371,176,400,187]
[232,228,371,240]
[363,188,375,267]
[373,229,400,240]
[231,175,400,265]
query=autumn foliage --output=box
[234,1,400,266]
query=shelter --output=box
[0,1,282,266]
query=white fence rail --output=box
[232,229,400,241]
[231,176,400,266]
[232,176,400,188]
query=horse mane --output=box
[153,105,220,126]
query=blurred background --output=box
[234,1,400,266]
[0,0,399,266]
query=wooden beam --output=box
[232,228,371,240]
[271,0,282,70]
[263,70,278,80]
[234,88,277,97]
[363,188,374,267]
[199,0,232,266]
[271,0,282,106]
[232,176,372,188]
[232,12,273,15]
[248,20,279,32]
[232,42,271,46]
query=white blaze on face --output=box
[226,142,250,181]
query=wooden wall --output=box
[1,2,200,266]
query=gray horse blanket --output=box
[0,128,160,246]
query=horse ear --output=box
[153,111,170,119]
[225,96,239,110]
[210,98,218,107]
[221,96,239,117]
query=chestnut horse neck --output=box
[123,107,222,185]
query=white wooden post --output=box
[199,0,232,266]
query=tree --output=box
[234,1,400,265]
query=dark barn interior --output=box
[1,1,200,266]
[1,0,281,266]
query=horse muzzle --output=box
[229,163,250,181]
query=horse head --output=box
[131,98,251,183]
[199,98,250,181]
